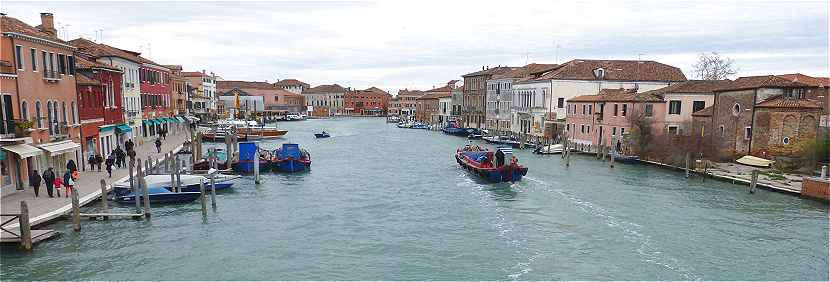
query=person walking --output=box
[29,170,42,197]
[95,154,104,171]
[105,154,115,178]
[88,154,96,172]
[128,149,136,166]
[66,159,77,174]
[125,139,134,153]
[62,170,73,198]
[53,175,62,197]
[114,146,125,168]
[42,167,55,198]
[155,138,162,154]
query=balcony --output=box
[42,70,60,82]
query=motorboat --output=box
[199,119,287,141]
[411,122,429,129]
[534,144,564,154]
[114,186,201,204]
[455,145,528,182]
[112,174,238,195]
[314,131,331,138]
[272,143,311,172]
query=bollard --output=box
[100,179,109,216]
[561,140,567,159]
[135,158,142,214]
[566,145,571,167]
[822,165,827,179]
[684,152,690,178]
[71,186,81,231]
[254,143,261,184]
[210,175,217,209]
[749,170,758,194]
[199,178,207,217]
[19,201,32,251]
[703,160,708,182]
[170,159,177,193]
[164,152,170,173]
[141,175,151,219]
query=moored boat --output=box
[199,119,287,141]
[115,186,201,204]
[411,122,429,129]
[611,152,640,164]
[455,145,528,182]
[442,120,474,136]
[534,144,564,154]
[272,143,311,172]
[113,174,238,195]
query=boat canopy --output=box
[278,143,302,159]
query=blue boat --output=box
[455,146,528,182]
[410,122,429,129]
[114,186,201,204]
[113,174,238,195]
[611,152,640,164]
[442,120,474,136]
[272,143,311,172]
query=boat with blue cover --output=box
[611,152,640,164]
[272,143,311,172]
[114,186,201,204]
[442,120,475,136]
[455,145,528,182]
[112,174,239,195]
[410,122,429,129]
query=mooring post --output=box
[821,165,827,179]
[135,158,142,214]
[210,175,217,209]
[566,145,571,167]
[141,174,151,219]
[128,160,135,193]
[170,158,177,193]
[561,139,567,159]
[175,158,182,193]
[610,149,615,168]
[254,143,261,184]
[164,152,170,173]
[99,179,109,216]
[71,186,81,231]
[703,160,708,182]
[199,178,207,217]
[749,170,759,194]
[19,201,32,251]
[685,152,690,178]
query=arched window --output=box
[62,101,67,124]
[46,101,54,134]
[732,103,741,116]
[21,101,28,121]
[35,101,42,128]
[71,102,77,124]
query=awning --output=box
[99,125,116,132]
[2,143,43,158]
[37,140,81,156]
[143,119,155,126]
[116,124,132,133]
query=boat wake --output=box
[523,176,702,281]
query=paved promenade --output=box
[1,132,188,227]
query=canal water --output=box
[2,118,828,280]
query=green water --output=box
[2,118,828,280]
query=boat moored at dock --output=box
[534,144,564,154]
[455,145,527,182]
[198,119,287,141]
[272,143,311,172]
[114,186,202,204]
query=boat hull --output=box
[273,159,311,172]
[455,153,527,182]
[314,133,330,138]
[115,189,201,204]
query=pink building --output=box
[565,88,666,152]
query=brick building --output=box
[75,54,124,160]
[344,88,391,116]
[462,66,513,129]
[274,78,309,94]
[217,80,306,119]
[302,84,347,117]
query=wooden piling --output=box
[684,152,690,178]
[128,161,135,193]
[254,143,261,184]
[702,160,708,182]
[175,158,182,193]
[170,159,177,193]
[71,186,81,231]
[19,201,32,251]
[135,158,142,214]
[749,170,758,194]
[566,144,571,167]
[164,152,170,173]
[210,175,217,208]
[199,178,207,217]
[99,179,109,216]
[141,173,151,218]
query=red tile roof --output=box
[274,79,309,88]
[717,75,811,91]
[75,72,100,86]
[532,59,686,83]
[641,80,732,97]
[217,80,275,91]
[397,89,425,97]
[462,66,516,77]
[74,54,120,71]
[69,37,146,64]
[417,92,452,100]
[181,71,210,77]
[755,96,822,109]
[568,88,662,102]
[776,73,829,87]
[0,15,71,45]
[303,84,348,94]
[365,86,389,95]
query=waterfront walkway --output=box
[1,133,188,227]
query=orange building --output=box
[344,87,391,116]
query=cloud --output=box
[2,0,827,92]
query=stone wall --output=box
[712,89,755,159]
[801,177,830,201]
[751,108,820,158]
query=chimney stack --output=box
[40,13,56,37]
[202,69,206,74]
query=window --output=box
[744,127,752,140]
[557,98,564,108]
[588,105,592,114]
[668,100,681,115]
[782,137,790,145]
[71,102,77,124]
[613,104,618,116]
[49,52,55,76]
[58,54,66,74]
[620,128,625,135]
[692,101,705,113]
[61,102,67,124]
[20,101,28,120]
[612,127,617,135]
[645,104,654,117]
[580,124,585,133]
[30,48,37,71]
[15,46,23,70]
[719,125,725,137]
[587,125,591,133]
[621,104,627,116]
[41,51,47,77]
[732,103,741,116]
[68,55,74,75]
[668,125,679,135]
[35,101,42,128]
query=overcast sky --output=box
[3,0,828,93]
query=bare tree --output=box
[692,52,737,80]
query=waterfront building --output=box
[566,88,665,151]
[183,70,217,121]
[637,80,730,136]
[462,66,514,129]
[68,38,143,143]
[217,80,306,119]
[485,64,557,135]
[388,96,401,117]
[74,54,124,160]
[513,59,686,141]
[137,57,171,138]
[165,65,188,115]
[396,89,424,121]
[693,74,827,160]
[451,85,463,121]
[438,95,453,126]
[344,88,391,116]
[273,78,309,94]
[416,82,455,125]
[218,88,265,119]
[302,84,347,117]
[1,13,82,189]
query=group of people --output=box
[27,160,79,198]
[88,139,139,178]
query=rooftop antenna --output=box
[555,43,561,64]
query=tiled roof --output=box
[365,87,390,95]
[217,80,275,91]
[0,15,71,45]
[641,80,731,97]
[717,75,811,91]
[755,95,822,109]
[303,84,347,94]
[534,59,687,82]
[417,92,452,100]
[692,106,713,117]
[75,72,100,86]
[397,89,425,97]
[274,79,309,88]
[776,73,829,87]
[74,54,120,71]
[462,66,516,77]
[69,37,144,64]
[346,89,389,97]
[182,71,210,77]
[568,88,662,102]
[493,63,559,80]
[163,65,183,71]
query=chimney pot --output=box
[39,13,56,37]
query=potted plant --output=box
[14,119,33,138]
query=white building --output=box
[438,96,453,126]
[274,79,309,94]
[511,59,687,139]
[302,84,347,116]
[486,64,558,135]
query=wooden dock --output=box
[0,229,58,244]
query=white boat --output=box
[534,144,564,154]
[113,173,241,195]
[198,119,287,140]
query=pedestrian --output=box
[29,170,42,197]
[63,170,73,198]
[105,154,115,178]
[88,154,96,172]
[66,159,77,173]
[95,154,103,171]
[155,138,162,153]
[114,146,125,168]
[128,149,136,166]
[42,167,55,198]
[125,139,135,153]
[53,175,62,197]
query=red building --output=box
[137,57,171,137]
[75,54,124,159]
[344,87,391,116]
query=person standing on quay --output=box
[62,170,72,198]
[155,138,162,154]
[105,154,115,178]
[114,146,125,168]
[42,167,55,197]
[128,149,136,166]
[88,154,96,172]
[29,170,41,197]
[66,159,77,174]
[125,139,134,153]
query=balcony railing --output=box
[43,70,60,82]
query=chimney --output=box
[202,69,206,74]
[40,13,56,37]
